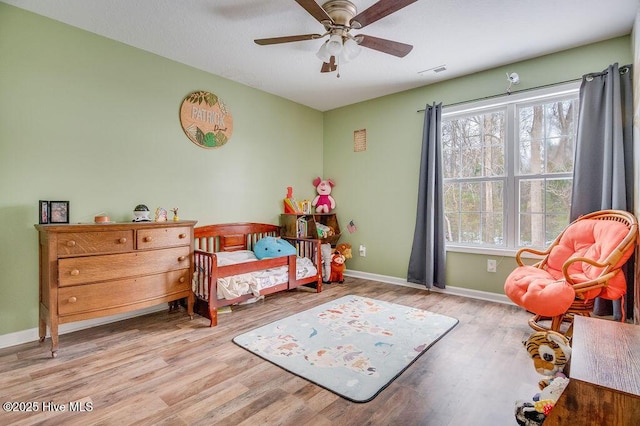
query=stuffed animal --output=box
[321,243,333,283]
[329,251,346,283]
[335,243,352,259]
[525,330,571,390]
[312,177,336,213]
[253,236,297,259]
[514,331,571,426]
[316,223,335,239]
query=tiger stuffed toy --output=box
[515,330,571,426]
[525,330,571,389]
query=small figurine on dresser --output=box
[132,204,151,222]
[155,207,168,222]
[171,207,179,221]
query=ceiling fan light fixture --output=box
[316,41,332,62]
[326,34,343,55]
[341,37,361,63]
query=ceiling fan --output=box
[254,0,417,75]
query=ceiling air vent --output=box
[418,65,447,75]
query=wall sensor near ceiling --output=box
[506,72,520,94]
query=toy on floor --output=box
[312,177,336,213]
[321,243,332,283]
[335,242,352,259]
[515,330,571,426]
[329,251,346,283]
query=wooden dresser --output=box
[35,220,196,357]
[545,315,640,425]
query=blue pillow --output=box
[254,236,296,259]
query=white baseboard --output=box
[344,269,514,305]
[1,272,513,351]
[0,305,167,350]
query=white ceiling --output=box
[2,0,637,111]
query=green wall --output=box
[0,4,323,335]
[322,36,632,293]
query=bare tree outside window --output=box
[443,92,578,250]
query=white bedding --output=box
[193,250,317,300]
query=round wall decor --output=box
[179,91,233,148]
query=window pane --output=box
[444,212,460,243]
[442,112,505,179]
[483,112,505,176]
[482,212,504,246]
[519,105,545,174]
[519,178,572,247]
[519,100,577,175]
[519,213,545,247]
[519,179,545,246]
[443,181,503,246]
[545,178,572,214]
[519,179,544,214]
[545,101,576,173]
[442,121,460,179]
[444,182,460,242]
[460,182,481,212]
[545,214,569,245]
[460,213,480,244]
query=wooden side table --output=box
[544,315,640,425]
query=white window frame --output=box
[443,81,580,256]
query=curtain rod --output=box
[416,77,582,113]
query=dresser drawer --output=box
[58,246,190,287]
[58,269,190,316]
[137,226,191,250]
[56,231,134,256]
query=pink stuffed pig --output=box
[312,177,335,213]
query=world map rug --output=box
[232,295,458,402]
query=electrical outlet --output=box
[487,259,497,273]
[359,245,366,257]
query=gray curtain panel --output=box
[570,63,634,319]
[408,103,446,289]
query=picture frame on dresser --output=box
[49,201,69,223]
[39,200,49,224]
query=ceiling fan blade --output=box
[321,56,337,73]
[350,0,418,29]
[357,34,413,57]
[296,0,333,24]
[254,33,322,45]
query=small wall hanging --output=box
[179,91,233,149]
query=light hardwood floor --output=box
[0,278,543,425]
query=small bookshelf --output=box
[280,213,341,246]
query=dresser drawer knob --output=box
[118,238,127,244]
[68,297,77,303]
[66,240,76,247]
[179,233,187,239]
[179,277,185,283]
[178,256,186,262]
[143,236,152,242]
[70,269,80,276]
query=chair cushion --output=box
[545,219,631,299]
[504,265,576,317]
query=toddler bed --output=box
[192,222,322,326]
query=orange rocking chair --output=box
[504,210,638,337]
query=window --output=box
[442,83,579,250]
